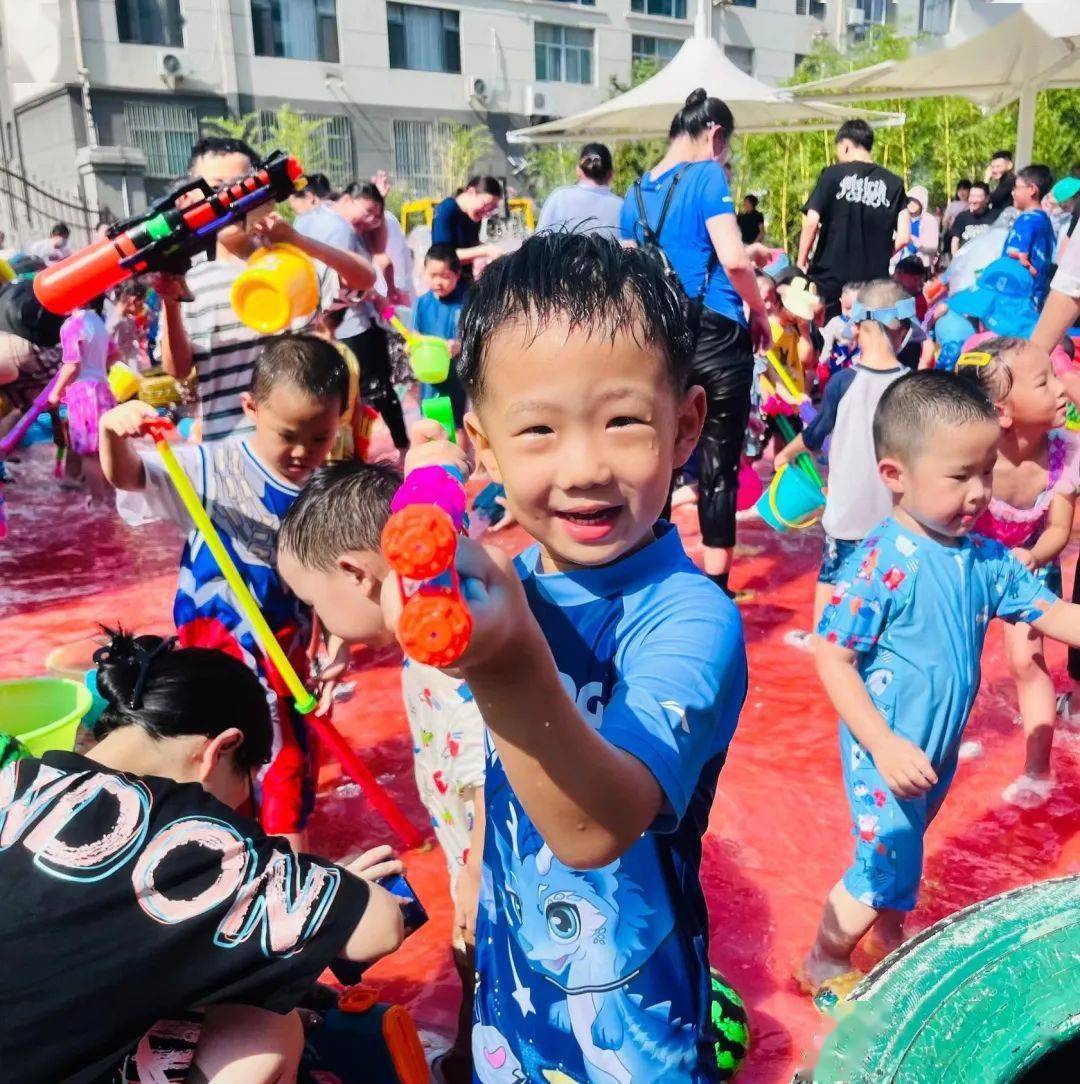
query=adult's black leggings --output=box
[1070,554,1080,683]
[689,310,754,550]
[341,326,409,450]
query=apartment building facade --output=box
[0,0,1003,225]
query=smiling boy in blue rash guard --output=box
[388,232,748,1082]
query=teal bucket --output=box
[756,464,825,532]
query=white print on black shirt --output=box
[0,762,341,956]
[836,174,891,210]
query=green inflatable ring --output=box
[810,875,1080,1082]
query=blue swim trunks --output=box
[840,728,957,910]
[819,534,859,585]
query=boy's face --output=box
[840,289,857,316]
[190,151,256,250]
[466,318,705,573]
[426,258,461,299]
[278,548,392,646]
[881,420,999,540]
[242,384,341,485]
[1012,176,1039,210]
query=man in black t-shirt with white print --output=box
[798,119,910,319]
[948,181,996,256]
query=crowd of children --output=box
[5,125,1080,1084]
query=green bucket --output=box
[0,678,92,757]
[755,464,825,532]
[409,337,452,383]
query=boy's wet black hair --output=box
[186,137,259,173]
[250,333,350,415]
[873,370,996,463]
[457,231,693,404]
[279,459,403,570]
[425,242,462,272]
[94,628,271,771]
[1017,164,1054,200]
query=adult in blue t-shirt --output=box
[621,88,771,595]
[431,175,503,283]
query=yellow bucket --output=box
[107,361,142,403]
[231,243,320,333]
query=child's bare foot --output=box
[798,944,855,992]
[1002,772,1054,809]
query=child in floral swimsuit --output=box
[959,337,1079,808]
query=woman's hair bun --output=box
[685,88,708,109]
[93,627,175,713]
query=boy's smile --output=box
[466,317,704,573]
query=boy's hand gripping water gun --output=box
[34,151,306,316]
[140,416,422,849]
[381,398,472,667]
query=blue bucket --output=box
[756,464,825,532]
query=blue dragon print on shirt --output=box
[494,806,695,1083]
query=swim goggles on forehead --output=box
[850,297,917,324]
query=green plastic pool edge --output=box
[809,875,1080,1083]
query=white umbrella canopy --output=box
[792,1,1080,163]
[507,36,904,145]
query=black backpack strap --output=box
[634,163,689,246]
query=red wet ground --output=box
[3,440,1080,1083]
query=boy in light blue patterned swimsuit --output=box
[804,371,1080,993]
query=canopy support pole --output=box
[1016,83,1037,166]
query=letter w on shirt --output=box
[215,848,341,957]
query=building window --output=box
[549,0,595,5]
[632,34,680,67]
[919,0,952,35]
[116,0,183,46]
[728,0,756,7]
[387,3,461,73]
[124,100,200,178]
[630,0,687,20]
[250,0,339,62]
[393,118,454,196]
[535,24,594,84]
[851,0,891,25]
[795,0,827,15]
[724,44,754,75]
[259,110,355,188]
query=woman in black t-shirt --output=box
[0,631,405,1083]
[432,175,505,281]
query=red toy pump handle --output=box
[142,417,174,442]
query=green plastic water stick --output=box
[422,395,457,443]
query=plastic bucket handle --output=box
[766,465,823,531]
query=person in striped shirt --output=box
[157,138,377,442]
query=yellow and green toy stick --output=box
[142,417,423,848]
[144,418,317,713]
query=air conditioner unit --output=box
[157,51,186,87]
[847,8,866,27]
[523,85,547,116]
[465,75,490,105]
